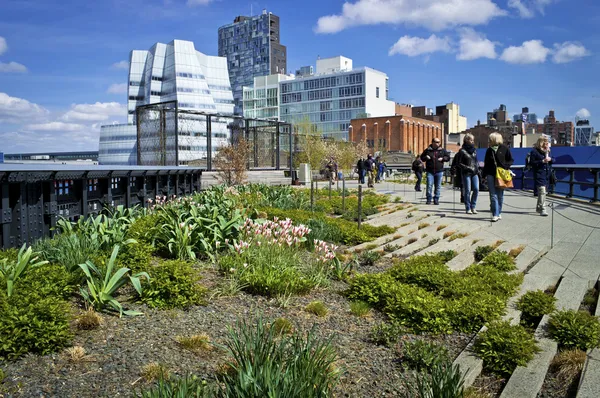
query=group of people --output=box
[411,134,555,221]
[356,155,387,188]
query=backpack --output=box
[524,151,532,171]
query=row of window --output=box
[177,87,211,94]
[179,102,217,110]
[150,91,162,96]
[151,76,163,82]
[339,85,363,98]
[176,72,205,79]
[281,86,364,104]
[209,84,231,91]
[366,139,387,148]
[100,135,137,142]
[129,95,144,101]
[129,81,144,87]
[339,97,365,109]
[178,132,228,138]
[281,73,364,93]
[99,148,135,155]
[214,99,234,104]
[308,89,333,101]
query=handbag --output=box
[492,149,513,188]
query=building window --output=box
[111,178,120,190]
[376,87,380,98]
[88,179,99,192]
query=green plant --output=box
[0,244,48,297]
[429,238,440,246]
[548,310,600,350]
[480,251,516,272]
[306,301,328,317]
[358,250,381,266]
[34,233,101,273]
[583,288,598,308]
[141,260,206,309]
[474,246,494,262]
[370,321,404,347]
[473,320,539,376]
[139,374,212,398]
[404,360,465,398]
[400,339,450,371]
[176,334,212,354]
[418,223,430,230]
[383,244,401,253]
[350,300,371,317]
[448,233,469,242]
[75,309,104,330]
[516,290,556,327]
[117,241,154,273]
[78,245,150,317]
[272,317,293,335]
[0,289,73,360]
[218,317,339,397]
[551,349,586,381]
[394,197,403,203]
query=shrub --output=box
[400,340,450,371]
[551,349,586,382]
[19,262,78,300]
[218,317,339,397]
[517,290,556,327]
[139,374,212,398]
[35,233,101,273]
[389,255,455,293]
[480,251,516,272]
[474,245,494,262]
[75,309,104,330]
[473,320,539,376]
[370,321,405,347]
[358,250,381,266]
[548,310,600,350]
[346,273,397,307]
[176,334,212,354]
[128,213,161,246]
[272,318,293,335]
[306,301,328,317]
[0,289,73,360]
[141,260,206,310]
[350,301,371,317]
[404,359,465,398]
[117,241,154,274]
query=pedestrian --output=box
[529,137,555,216]
[482,132,514,222]
[411,157,424,192]
[378,159,386,182]
[454,134,480,214]
[420,137,450,205]
[374,156,381,183]
[356,157,365,184]
[366,154,375,188]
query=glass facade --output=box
[99,40,234,165]
[242,74,293,120]
[218,11,287,115]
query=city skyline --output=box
[0,0,598,153]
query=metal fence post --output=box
[358,184,363,229]
[310,180,314,212]
[329,175,332,200]
[342,178,346,213]
[551,202,555,249]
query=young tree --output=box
[294,118,328,172]
[213,138,251,186]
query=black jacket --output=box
[482,144,514,178]
[412,159,424,173]
[357,159,365,171]
[530,148,555,187]
[420,146,450,174]
[454,147,479,176]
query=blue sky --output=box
[0,0,598,153]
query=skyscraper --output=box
[218,9,287,115]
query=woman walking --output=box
[529,137,555,216]
[454,134,479,214]
[482,133,514,222]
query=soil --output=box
[0,263,474,398]
[538,367,580,398]
[469,372,506,398]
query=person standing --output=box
[356,157,365,184]
[454,134,479,214]
[366,154,375,188]
[378,159,387,182]
[482,132,514,222]
[529,137,555,216]
[412,157,424,192]
[420,138,450,205]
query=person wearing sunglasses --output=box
[420,138,450,205]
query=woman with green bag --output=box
[482,132,514,222]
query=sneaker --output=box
[434,200,439,205]
[491,216,500,222]
[540,211,548,217]
[498,214,502,220]
[466,210,473,214]
[426,201,432,205]
[472,209,478,214]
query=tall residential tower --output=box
[218,10,287,115]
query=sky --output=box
[0,0,599,153]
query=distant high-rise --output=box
[218,9,287,115]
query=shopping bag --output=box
[495,167,513,188]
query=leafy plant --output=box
[218,317,339,397]
[34,233,101,273]
[138,374,212,398]
[0,244,48,297]
[370,321,405,347]
[400,340,450,371]
[383,244,401,253]
[474,246,494,262]
[517,290,556,327]
[473,320,539,376]
[358,250,381,266]
[480,251,516,272]
[404,360,465,398]
[78,245,150,317]
[350,301,371,317]
[548,310,600,350]
[306,301,328,317]
[141,260,206,310]
[272,317,293,335]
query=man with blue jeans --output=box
[420,138,450,205]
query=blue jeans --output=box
[358,170,365,184]
[487,175,504,217]
[462,173,479,211]
[415,171,422,191]
[426,171,443,203]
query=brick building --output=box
[349,115,443,155]
[527,110,574,146]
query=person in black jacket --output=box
[411,157,424,191]
[454,134,479,214]
[356,157,365,184]
[482,132,514,222]
[420,137,451,205]
[529,137,555,216]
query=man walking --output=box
[420,138,450,205]
[412,157,424,191]
[356,157,365,184]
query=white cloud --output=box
[552,42,590,64]
[457,28,497,60]
[0,130,100,153]
[0,61,27,73]
[576,108,591,119]
[187,0,212,5]
[111,60,129,69]
[508,0,534,18]
[25,121,87,131]
[389,34,451,57]
[61,102,126,122]
[0,37,7,55]
[0,92,50,123]
[107,83,128,94]
[508,0,555,18]
[315,0,507,33]
[500,40,550,64]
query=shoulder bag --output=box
[493,149,513,189]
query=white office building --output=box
[242,56,395,140]
[242,74,294,120]
[99,40,234,165]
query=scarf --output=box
[462,143,476,155]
